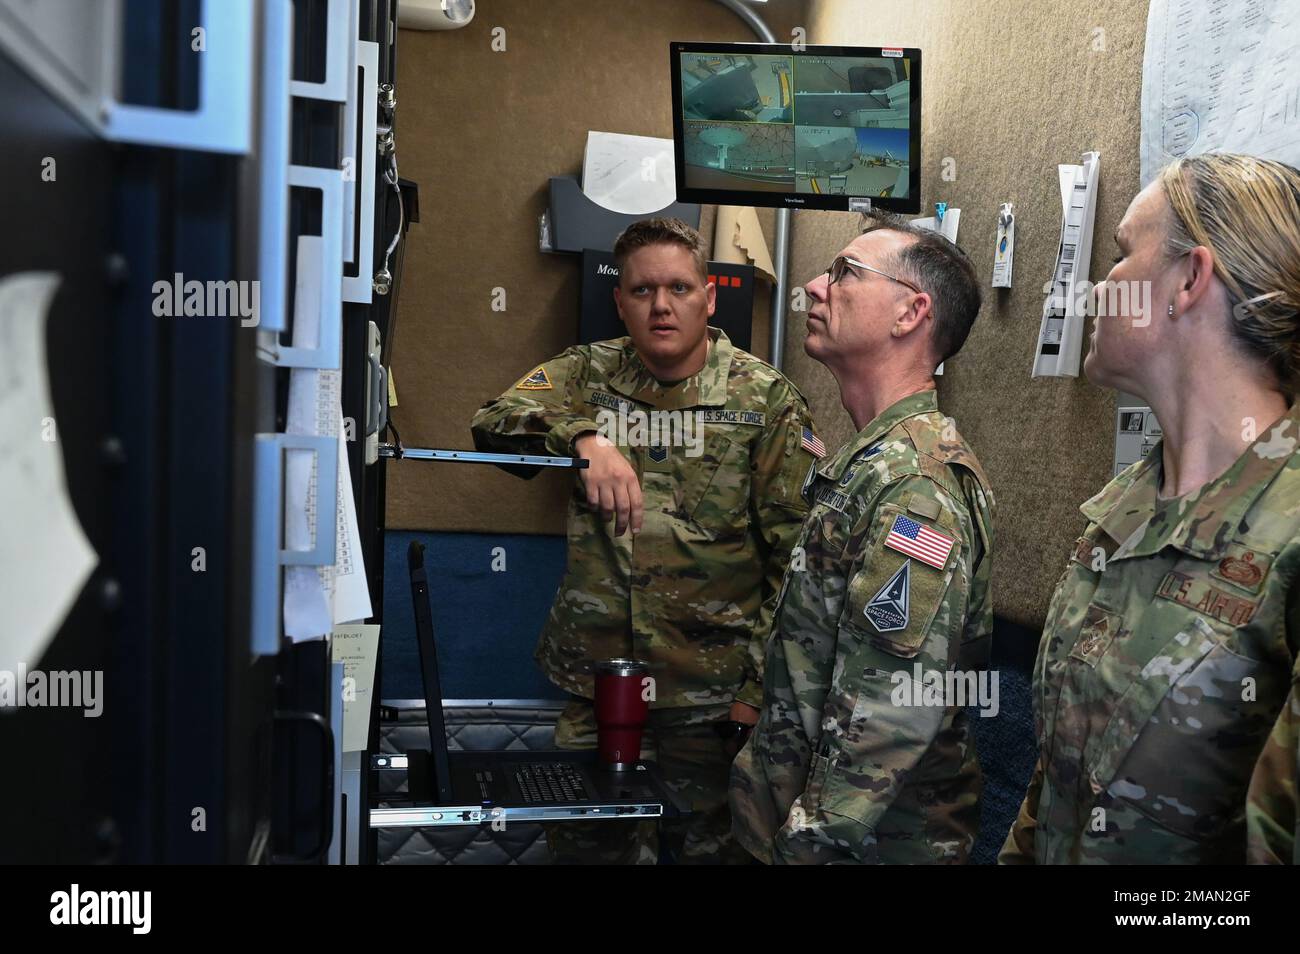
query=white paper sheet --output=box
[0,271,97,671]
[281,234,372,641]
[331,622,380,752]
[329,400,371,625]
[284,367,373,639]
[582,131,677,215]
[283,236,333,640]
[1142,0,1300,185]
[283,368,332,640]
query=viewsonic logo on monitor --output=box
[783,197,806,204]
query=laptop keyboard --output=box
[514,762,591,803]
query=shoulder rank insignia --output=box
[884,514,955,569]
[865,560,910,632]
[517,366,552,390]
[840,443,882,485]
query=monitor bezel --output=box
[669,41,923,215]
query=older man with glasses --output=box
[729,215,996,864]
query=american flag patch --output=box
[884,515,955,569]
[801,427,826,457]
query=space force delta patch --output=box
[865,560,910,632]
[517,366,552,390]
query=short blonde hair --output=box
[1159,153,1300,393]
[613,217,709,284]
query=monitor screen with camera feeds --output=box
[670,42,922,214]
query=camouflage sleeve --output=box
[998,758,1044,864]
[773,474,978,864]
[956,469,995,657]
[469,348,600,463]
[1246,653,1300,864]
[736,396,817,709]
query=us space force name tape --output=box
[698,409,765,426]
[586,389,766,427]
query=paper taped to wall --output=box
[1142,0,1300,185]
[0,271,98,671]
[1033,151,1100,379]
[582,131,677,215]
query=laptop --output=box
[368,542,683,829]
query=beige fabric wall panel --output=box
[795,0,1147,628]
[387,0,808,535]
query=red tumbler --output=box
[593,659,649,771]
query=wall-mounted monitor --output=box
[670,42,922,214]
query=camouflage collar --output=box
[1081,402,1300,561]
[817,388,939,482]
[606,328,733,410]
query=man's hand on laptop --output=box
[574,432,644,537]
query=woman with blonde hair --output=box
[1001,153,1300,864]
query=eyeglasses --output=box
[826,255,922,294]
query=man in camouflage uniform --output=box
[730,216,995,864]
[1000,406,1300,864]
[471,218,819,863]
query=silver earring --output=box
[1167,303,1175,316]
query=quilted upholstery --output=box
[376,701,564,865]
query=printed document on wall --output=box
[1142,0,1300,185]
